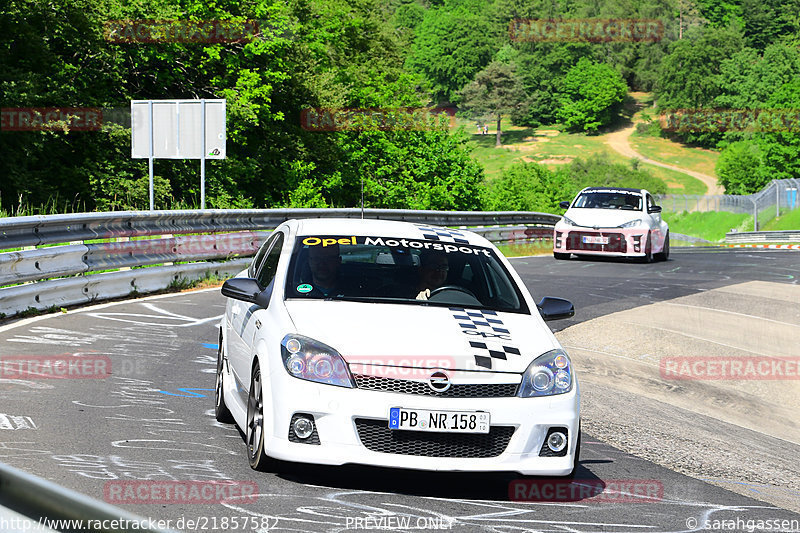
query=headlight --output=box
[280,334,354,388]
[562,216,577,226]
[618,219,643,228]
[518,349,573,397]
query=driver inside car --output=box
[306,243,342,297]
[415,250,449,300]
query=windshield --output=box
[573,191,643,210]
[284,235,529,314]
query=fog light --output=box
[547,431,567,453]
[293,417,314,439]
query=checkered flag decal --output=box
[414,224,470,244]
[450,307,521,369]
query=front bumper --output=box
[553,227,649,257]
[260,367,580,476]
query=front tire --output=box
[214,339,234,424]
[655,232,670,262]
[553,252,571,260]
[246,361,272,471]
[641,234,654,263]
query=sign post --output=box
[131,99,226,210]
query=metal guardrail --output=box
[0,209,559,318]
[670,232,711,244]
[0,461,179,533]
[725,230,800,243]
[0,208,560,249]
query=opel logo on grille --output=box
[428,370,451,393]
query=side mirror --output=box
[221,278,272,308]
[648,205,662,213]
[559,201,571,209]
[537,297,575,321]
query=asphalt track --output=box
[1,248,798,533]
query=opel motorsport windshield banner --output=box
[300,236,491,257]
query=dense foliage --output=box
[2,0,798,210]
[484,155,668,212]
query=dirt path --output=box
[605,124,724,195]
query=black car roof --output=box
[582,187,644,193]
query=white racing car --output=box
[217,218,580,476]
[553,187,670,262]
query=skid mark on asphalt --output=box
[49,454,233,481]
[158,388,214,397]
[85,303,221,327]
[217,487,799,532]
[0,413,37,430]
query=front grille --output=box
[353,374,518,398]
[354,418,515,458]
[566,231,627,253]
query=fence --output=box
[656,178,800,230]
[0,208,559,318]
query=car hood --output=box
[284,300,559,373]
[562,208,643,228]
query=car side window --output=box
[256,232,285,289]
[249,232,278,278]
[647,195,655,211]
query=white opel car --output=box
[553,187,670,262]
[217,218,580,476]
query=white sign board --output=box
[131,99,226,159]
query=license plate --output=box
[582,235,609,244]
[388,408,490,434]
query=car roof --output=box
[292,218,491,247]
[581,187,647,194]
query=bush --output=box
[484,164,574,213]
[561,154,668,195]
[557,59,628,133]
[716,141,769,194]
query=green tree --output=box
[458,61,526,146]
[714,44,800,109]
[756,79,800,182]
[556,58,627,133]
[657,25,744,109]
[716,141,768,194]
[405,3,499,104]
[484,163,574,213]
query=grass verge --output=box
[760,208,800,231]
[663,211,753,242]
[496,240,553,257]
